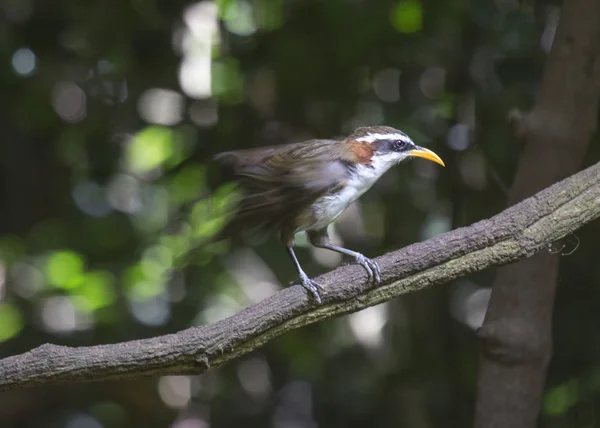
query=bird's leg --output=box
[282,231,325,304]
[308,228,381,283]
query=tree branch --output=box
[1,161,600,392]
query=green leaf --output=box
[215,0,235,18]
[160,234,192,259]
[193,217,226,241]
[543,380,578,416]
[74,270,116,311]
[0,303,24,342]
[46,250,85,289]
[212,182,241,214]
[123,264,164,301]
[169,165,207,205]
[126,126,175,173]
[391,0,423,34]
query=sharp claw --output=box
[368,258,381,283]
[298,273,324,304]
[372,262,381,283]
[355,254,381,284]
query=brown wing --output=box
[215,139,354,236]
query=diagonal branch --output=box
[1,160,600,392]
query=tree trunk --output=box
[474,1,600,427]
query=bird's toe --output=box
[298,273,324,304]
[370,260,382,283]
[355,254,381,284]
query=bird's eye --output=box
[393,140,408,151]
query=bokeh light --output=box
[52,81,87,123]
[11,47,36,76]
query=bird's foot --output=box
[297,272,325,304]
[354,253,381,284]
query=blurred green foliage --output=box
[0,303,24,342]
[0,0,599,427]
[126,126,176,174]
[391,0,423,34]
[46,250,86,289]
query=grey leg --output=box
[307,228,381,283]
[282,229,324,303]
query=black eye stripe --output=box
[373,135,413,153]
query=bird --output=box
[214,125,445,304]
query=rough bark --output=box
[0,161,599,392]
[474,1,600,427]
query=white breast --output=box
[305,154,401,231]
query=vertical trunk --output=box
[474,2,600,427]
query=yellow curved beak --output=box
[408,147,445,167]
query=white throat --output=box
[306,152,406,231]
[346,151,407,195]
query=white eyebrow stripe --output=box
[356,132,413,143]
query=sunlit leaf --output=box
[391,0,423,34]
[215,0,236,18]
[46,250,85,289]
[129,280,164,301]
[190,199,210,226]
[74,270,116,311]
[160,234,192,259]
[0,303,24,342]
[222,0,256,36]
[126,126,175,174]
[211,181,240,214]
[123,264,164,301]
[193,217,226,241]
[165,125,197,168]
[140,258,167,280]
[169,165,207,205]
[123,264,145,289]
[188,184,239,243]
[140,245,173,282]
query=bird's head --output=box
[349,126,445,169]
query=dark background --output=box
[0,0,599,427]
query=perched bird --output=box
[215,126,445,303]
